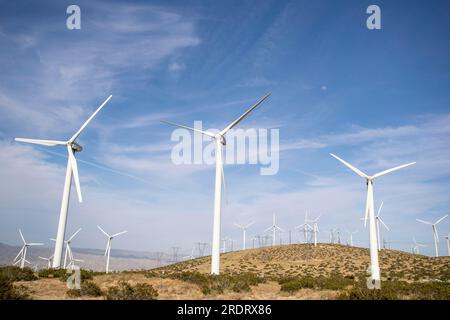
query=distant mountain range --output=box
[0,242,173,272]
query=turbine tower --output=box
[416,215,448,257]
[13,230,43,269]
[234,221,254,250]
[445,234,450,256]
[375,202,389,251]
[15,95,113,268]
[330,153,415,284]
[163,93,270,275]
[97,225,128,273]
[264,213,284,246]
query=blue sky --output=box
[0,0,449,257]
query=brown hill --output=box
[9,244,450,300]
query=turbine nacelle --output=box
[217,134,227,146]
[70,142,83,153]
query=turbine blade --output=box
[221,154,228,205]
[28,243,44,246]
[246,221,255,228]
[111,230,128,238]
[14,246,25,262]
[67,145,82,203]
[18,229,26,244]
[67,228,82,242]
[14,138,66,147]
[416,219,432,225]
[377,201,384,217]
[329,153,369,179]
[364,190,370,228]
[104,240,110,256]
[97,225,110,237]
[372,162,416,179]
[219,93,271,135]
[378,218,390,231]
[161,120,216,138]
[69,95,112,143]
[434,214,448,225]
[263,226,273,233]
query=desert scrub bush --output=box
[38,268,67,279]
[39,268,102,282]
[338,280,450,300]
[0,266,37,281]
[105,281,158,300]
[278,275,354,292]
[0,276,31,300]
[163,271,266,295]
[66,280,103,298]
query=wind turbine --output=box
[416,215,448,257]
[346,230,358,247]
[163,93,270,275]
[13,229,43,269]
[66,249,84,271]
[97,225,128,273]
[445,234,450,256]
[264,213,284,246]
[329,229,335,244]
[330,153,415,283]
[374,201,389,251]
[15,95,113,268]
[412,237,426,254]
[63,228,81,268]
[308,214,321,246]
[234,221,254,250]
[38,255,54,269]
[295,211,313,244]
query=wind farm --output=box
[0,0,449,303]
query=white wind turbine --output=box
[234,221,254,250]
[97,225,128,273]
[295,211,313,244]
[375,201,389,251]
[264,213,284,246]
[38,255,54,269]
[308,214,321,246]
[416,215,448,257]
[346,230,358,247]
[66,249,84,271]
[15,95,113,268]
[13,229,43,269]
[163,93,270,274]
[63,228,81,268]
[445,234,450,256]
[50,228,81,269]
[412,237,426,254]
[330,153,415,283]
